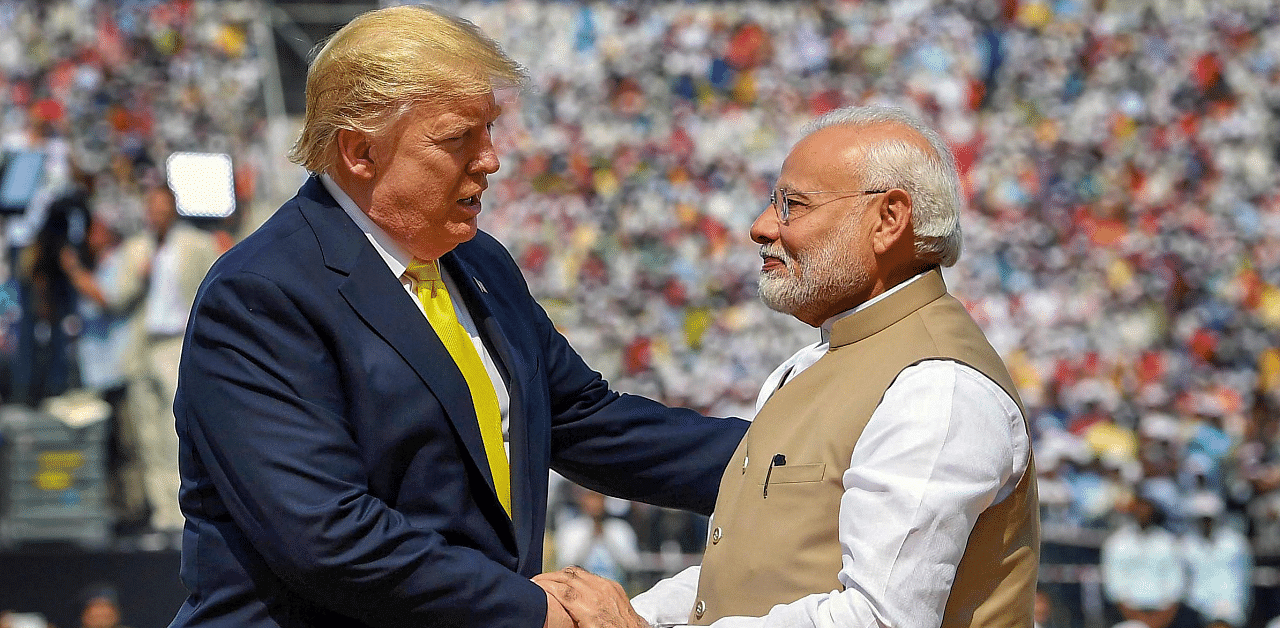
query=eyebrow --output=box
[434,115,493,140]
[778,187,813,199]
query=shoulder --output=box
[450,230,526,289]
[1103,525,1138,549]
[208,201,316,282]
[119,234,155,265]
[893,360,1020,419]
[453,230,518,267]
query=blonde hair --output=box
[289,4,527,173]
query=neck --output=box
[327,169,373,214]
[805,263,936,327]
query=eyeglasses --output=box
[769,188,888,223]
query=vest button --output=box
[711,527,722,544]
[695,600,706,619]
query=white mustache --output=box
[760,244,792,266]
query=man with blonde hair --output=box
[169,6,746,628]
[540,105,1038,627]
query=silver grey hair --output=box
[800,105,963,267]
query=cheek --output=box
[382,176,446,219]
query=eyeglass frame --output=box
[769,188,889,224]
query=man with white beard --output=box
[539,105,1040,628]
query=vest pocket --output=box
[756,462,825,485]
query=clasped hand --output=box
[535,566,649,628]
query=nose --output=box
[750,200,780,245]
[470,129,501,176]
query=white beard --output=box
[757,222,868,320]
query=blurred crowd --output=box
[2,0,1280,626]
[0,0,263,544]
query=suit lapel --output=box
[441,253,537,566]
[297,178,509,529]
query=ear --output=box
[871,189,913,255]
[335,128,377,181]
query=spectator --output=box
[132,183,219,540]
[77,585,131,628]
[0,611,50,628]
[11,186,89,406]
[554,487,642,589]
[1181,500,1254,628]
[59,211,154,533]
[1034,588,1070,628]
[1101,491,1192,628]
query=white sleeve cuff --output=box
[632,565,701,625]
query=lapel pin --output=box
[474,277,488,293]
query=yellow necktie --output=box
[405,259,511,518]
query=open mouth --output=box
[459,194,481,207]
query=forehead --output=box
[778,121,926,189]
[405,92,501,132]
[778,125,863,190]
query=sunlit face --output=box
[80,598,120,628]
[86,220,117,257]
[363,92,501,261]
[145,188,177,237]
[751,127,878,326]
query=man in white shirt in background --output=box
[1100,490,1189,628]
[554,487,642,587]
[538,104,1038,627]
[134,183,219,540]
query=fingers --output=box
[537,565,614,589]
[536,567,587,608]
[533,568,645,628]
[543,590,575,628]
[541,565,583,579]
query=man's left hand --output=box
[534,566,649,628]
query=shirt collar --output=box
[818,270,931,343]
[319,173,413,278]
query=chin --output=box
[757,278,798,314]
[449,223,480,245]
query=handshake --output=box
[535,566,652,628]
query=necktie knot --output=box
[405,258,442,282]
[406,259,444,299]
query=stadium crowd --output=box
[1,0,1280,626]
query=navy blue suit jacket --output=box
[169,178,748,628]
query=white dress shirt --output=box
[1181,525,1252,625]
[144,225,193,335]
[319,174,511,442]
[1101,523,1186,611]
[632,272,1030,628]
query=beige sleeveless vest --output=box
[690,269,1039,626]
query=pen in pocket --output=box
[763,453,786,497]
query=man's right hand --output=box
[545,590,575,628]
[535,567,649,628]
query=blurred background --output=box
[0,0,1278,626]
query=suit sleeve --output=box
[495,250,748,514]
[180,270,547,628]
